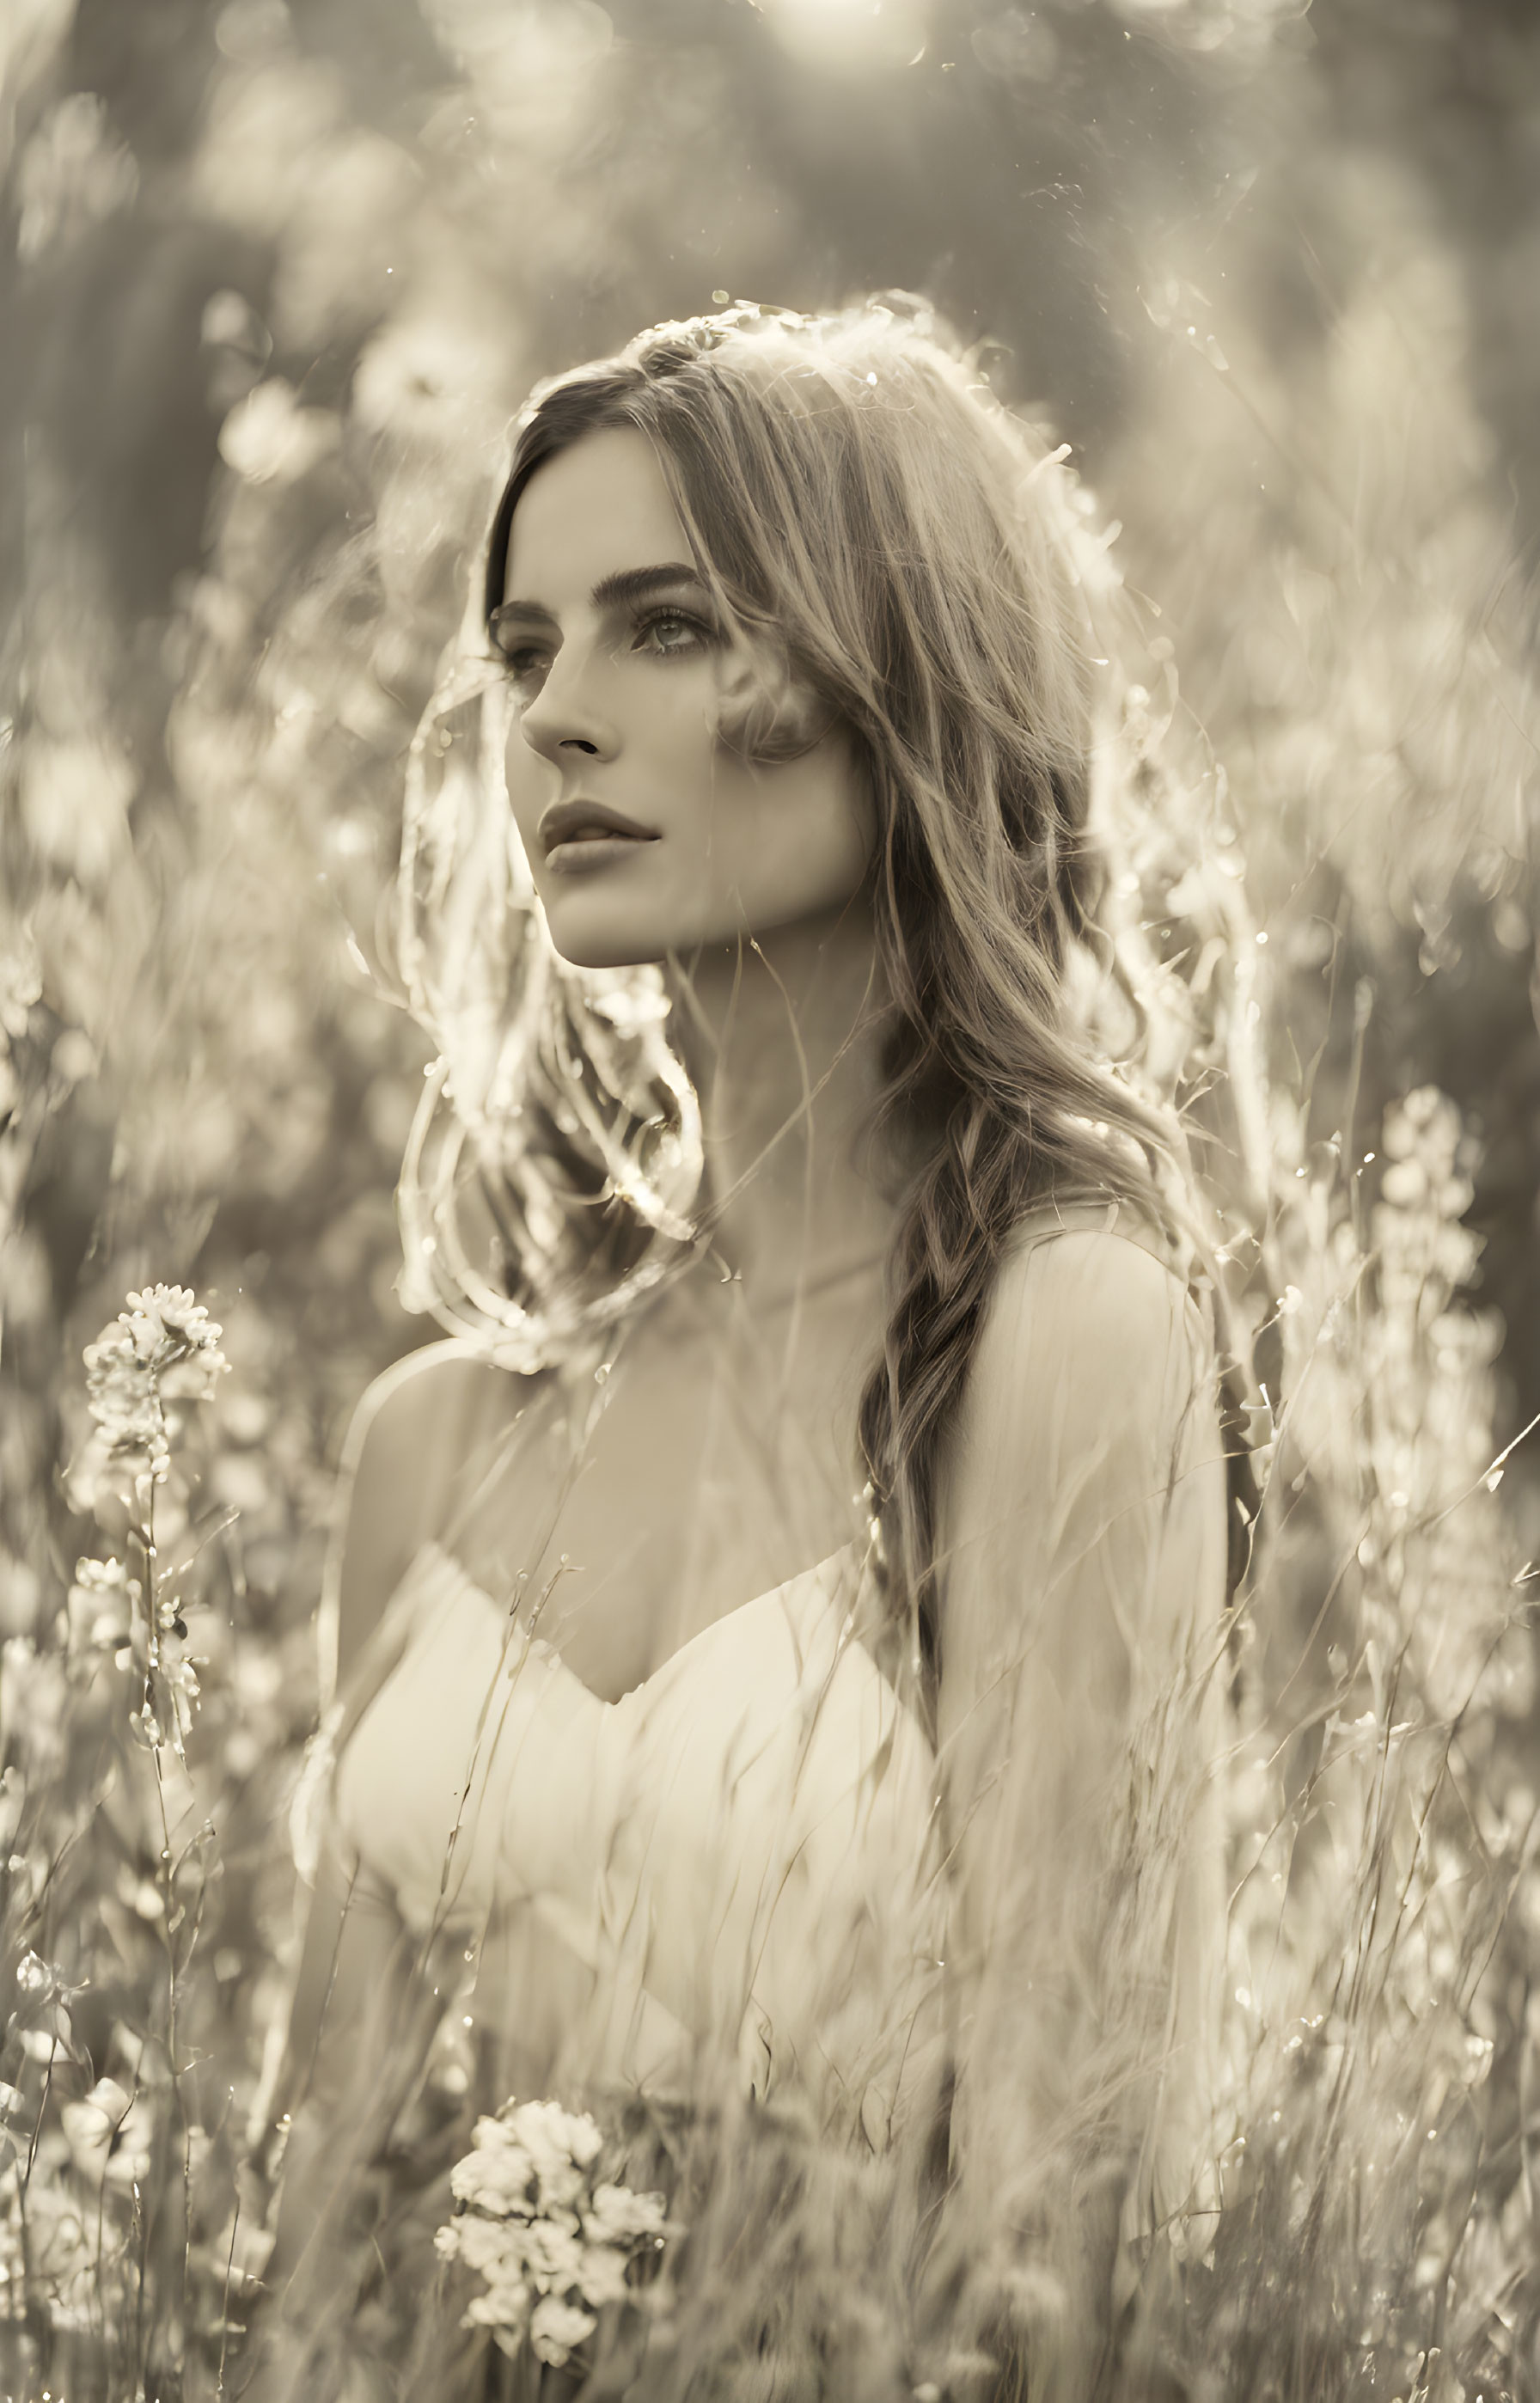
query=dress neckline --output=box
[376,1533,924,1728]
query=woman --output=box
[257,297,1234,2401]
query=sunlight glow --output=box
[761,0,928,72]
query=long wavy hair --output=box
[399,296,1223,1675]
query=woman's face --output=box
[497,427,874,971]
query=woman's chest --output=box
[445,1281,878,1699]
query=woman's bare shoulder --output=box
[938,1218,1226,1705]
[978,1214,1208,1398]
[339,1336,521,1471]
[953,1214,1219,1509]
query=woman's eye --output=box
[492,642,552,694]
[632,608,711,659]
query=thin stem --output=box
[217,2180,241,2398]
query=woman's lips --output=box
[538,800,661,877]
[544,832,659,877]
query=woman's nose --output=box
[516,638,616,767]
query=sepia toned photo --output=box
[2,2,1537,2397]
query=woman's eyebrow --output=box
[494,562,706,625]
[592,562,706,608]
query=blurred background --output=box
[2,1,1540,2362]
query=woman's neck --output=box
[665,899,895,1324]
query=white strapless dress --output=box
[329,1542,946,2147]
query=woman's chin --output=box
[539,889,740,972]
[539,899,673,973]
[538,881,872,972]
[546,930,666,973]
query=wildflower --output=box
[159,1654,201,1750]
[83,1284,227,1483]
[504,2095,602,2166]
[502,2096,602,2202]
[450,2216,526,2282]
[449,2119,537,2216]
[67,1555,140,1651]
[15,1950,55,2000]
[463,2284,532,2352]
[574,2242,631,2308]
[351,313,490,442]
[529,2294,597,2367]
[60,2078,131,2182]
[517,2217,584,2290]
[75,1285,225,1761]
[587,2180,667,2244]
[217,377,339,486]
[436,2094,675,2369]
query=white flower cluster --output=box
[66,1551,203,1753]
[67,1555,140,1652]
[82,1284,227,1483]
[74,1286,224,1756]
[435,2098,669,2369]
